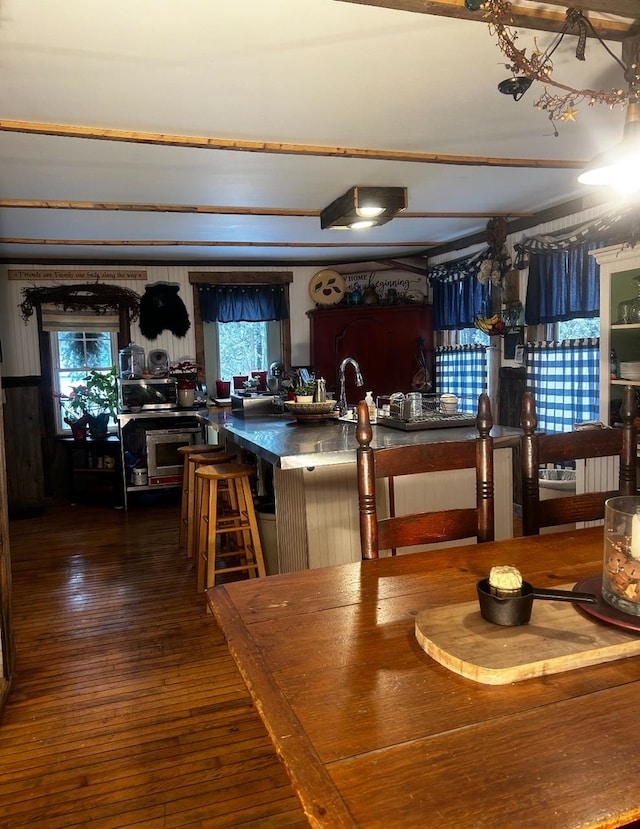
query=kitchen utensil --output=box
[477,578,597,626]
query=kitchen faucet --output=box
[338,357,364,416]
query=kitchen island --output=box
[219,412,519,572]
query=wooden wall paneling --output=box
[3,382,45,518]
[0,375,15,706]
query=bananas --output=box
[474,314,500,333]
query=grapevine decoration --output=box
[477,217,510,287]
[480,1,636,126]
[20,283,141,323]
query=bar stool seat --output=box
[194,462,266,591]
[178,445,234,557]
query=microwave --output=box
[119,378,178,411]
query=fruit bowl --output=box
[284,401,337,416]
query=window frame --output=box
[51,330,119,435]
[189,271,293,386]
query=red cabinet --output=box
[308,304,433,402]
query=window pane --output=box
[459,327,489,347]
[557,318,600,341]
[218,321,268,377]
[58,331,113,369]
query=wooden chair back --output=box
[520,385,637,536]
[356,393,495,560]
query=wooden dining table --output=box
[207,527,640,829]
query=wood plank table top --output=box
[207,527,640,829]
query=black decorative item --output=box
[139,283,190,339]
[498,76,532,102]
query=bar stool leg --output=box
[178,456,191,553]
[239,474,266,579]
[197,476,218,593]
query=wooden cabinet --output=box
[308,304,433,403]
[60,435,123,506]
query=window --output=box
[204,320,282,387]
[459,327,490,347]
[218,321,269,377]
[52,331,118,433]
[192,273,292,392]
[557,317,600,341]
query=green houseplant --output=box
[58,367,118,438]
[295,378,316,402]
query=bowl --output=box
[284,401,337,416]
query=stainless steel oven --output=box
[145,427,202,485]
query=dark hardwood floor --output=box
[1,498,307,828]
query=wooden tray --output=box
[415,583,640,685]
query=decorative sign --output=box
[8,269,147,281]
[339,270,429,299]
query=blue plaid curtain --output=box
[435,346,487,413]
[199,284,289,323]
[526,339,600,431]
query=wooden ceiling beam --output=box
[0,238,440,249]
[0,121,587,169]
[0,199,534,220]
[335,0,638,40]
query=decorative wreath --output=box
[481,0,636,123]
[19,283,141,323]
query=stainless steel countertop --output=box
[218,413,520,470]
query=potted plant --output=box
[57,367,118,438]
[295,378,316,403]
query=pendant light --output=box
[578,100,640,193]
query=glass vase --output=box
[603,496,640,616]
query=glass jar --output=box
[118,342,145,378]
[602,496,640,615]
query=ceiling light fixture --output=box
[578,100,640,192]
[578,31,640,192]
[497,76,533,102]
[320,186,407,231]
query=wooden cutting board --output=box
[415,584,640,685]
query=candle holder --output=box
[603,496,640,616]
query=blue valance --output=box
[432,273,491,331]
[524,242,601,325]
[199,284,289,323]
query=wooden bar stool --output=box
[194,463,266,592]
[177,445,234,556]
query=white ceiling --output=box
[0,0,635,265]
